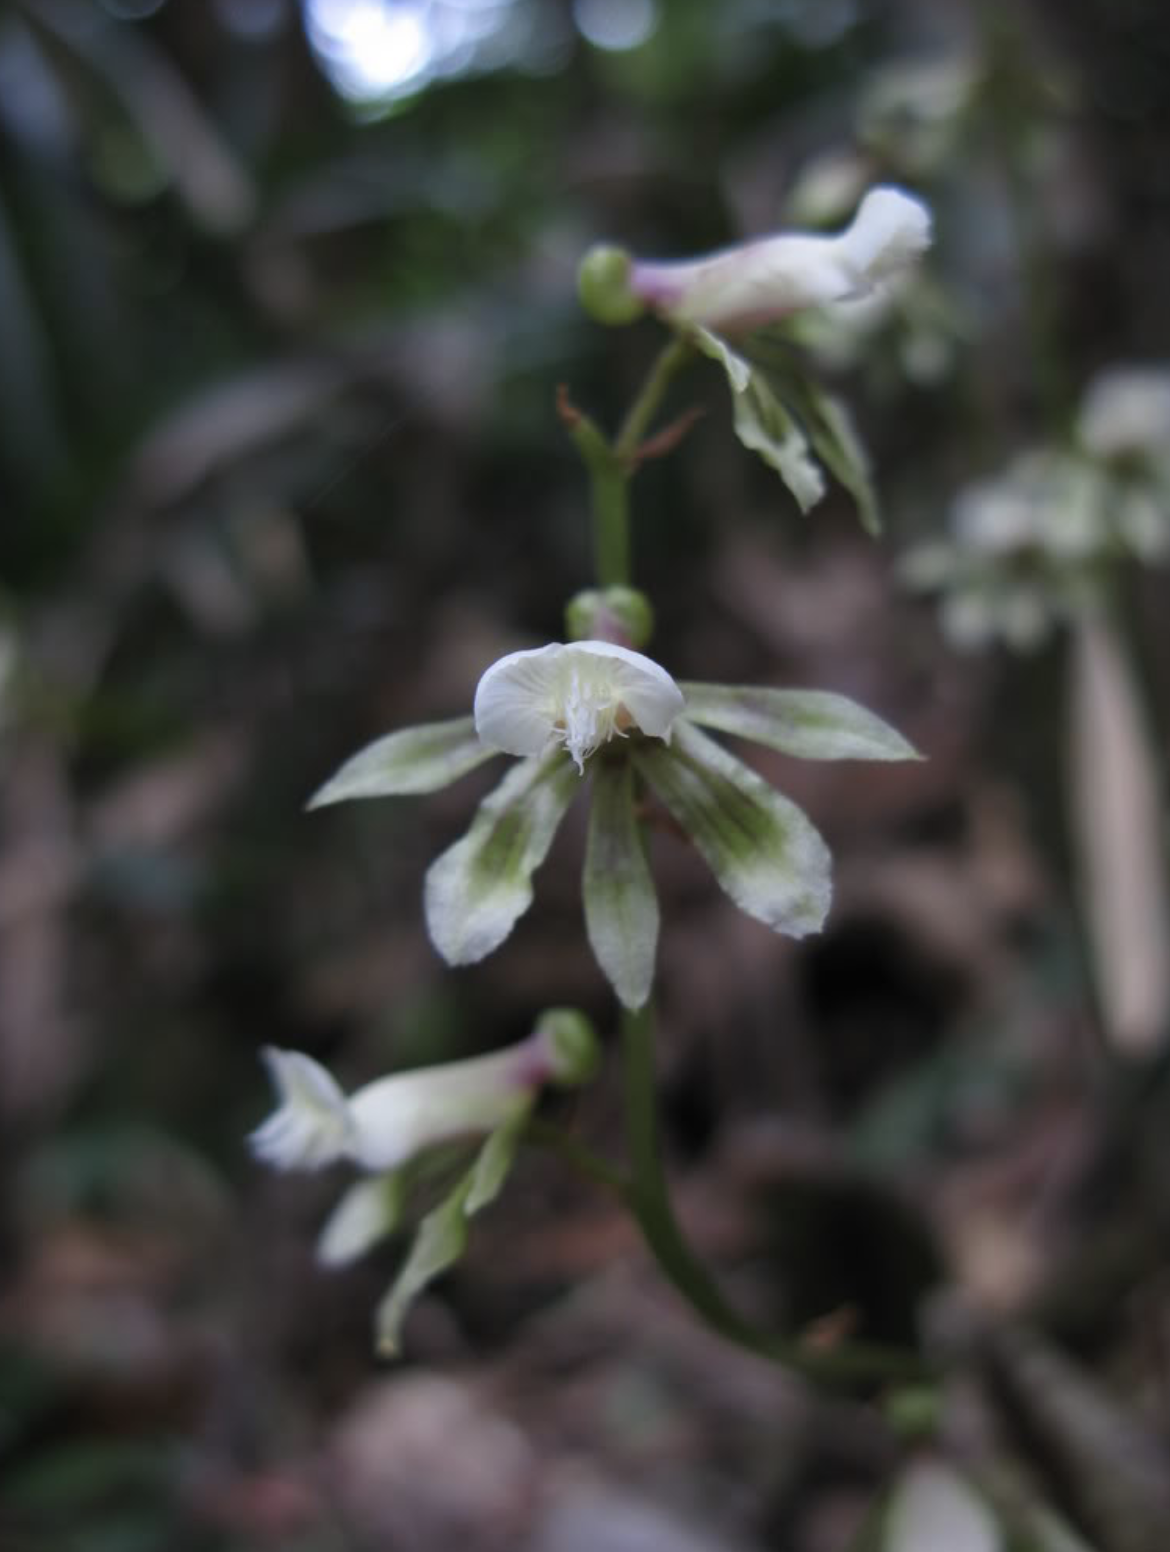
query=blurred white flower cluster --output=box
[902,366,1170,650]
[776,51,984,390]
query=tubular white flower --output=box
[249,1025,574,1175]
[474,640,685,774]
[628,185,932,334]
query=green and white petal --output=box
[317,1172,406,1267]
[464,1106,528,1214]
[308,716,494,808]
[735,381,826,512]
[634,721,831,938]
[424,748,580,964]
[375,1108,530,1355]
[584,759,659,1009]
[475,640,684,772]
[679,683,919,762]
[376,1173,473,1355]
[694,329,826,513]
[781,378,881,535]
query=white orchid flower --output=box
[902,433,1170,652]
[579,186,931,336]
[310,638,918,1011]
[474,640,684,772]
[250,1021,586,1175]
[250,1009,600,1353]
[628,186,931,334]
[578,189,931,528]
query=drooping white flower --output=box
[250,1015,596,1175]
[627,186,932,334]
[473,640,685,773]
[249,1010,600,1353]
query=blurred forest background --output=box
[4,0,1170,1548]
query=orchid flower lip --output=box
[473,640,686,774]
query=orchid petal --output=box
[634,721,831,938]
[680,684,919,762]
[316,1172,406,1267]
[694,329,826,512]
[375,1107,529,1354]
[308,716,494,808]
[475,640,684,771]
[424,749,579,964]
[584,758,659,1009]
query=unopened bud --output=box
[578,244,645,325]
[565,586,655,649]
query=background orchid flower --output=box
[626,186,932,335]
[250,1009,599,1352]
[310,640,919,1011]
[902,366,1170,652]
[579,185,931,335]
[577,186,932,531]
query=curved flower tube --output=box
[579,186,931,336]
[632,186,930,332]
[250,1013,598,1175]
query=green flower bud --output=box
[577,243,644,325]
[535,1007,601,1086]
[565,586,656,649]
[883,1384,944,1443]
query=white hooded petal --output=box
[630,185,932,334]
[472,643,567,758]
[474,640,684,773]
[249,1048,356,1171]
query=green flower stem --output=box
[566,336,695,589]
[590,458,631,590]
[620,999,931,1388]
[614,336,695,462]
[564,407,631,588]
